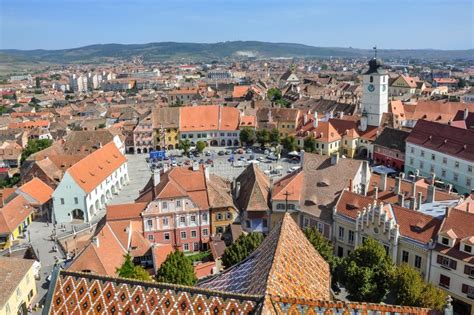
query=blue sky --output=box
[1,0,472,50]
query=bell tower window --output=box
[370,76,373,83]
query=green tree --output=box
[21,139,53,163]
[304,227,336,270]
[342,237,394,302]
[170,99,183,107]
[281,135,297,152]
[393,264,446,311]
[256,129,270,147]
[458,78,469,88]
[155,251,197,286]
[303,136,316,153]
[116,254,151,281]
[222,232,264,269]
[239,127,256,146]
[269,128,280,146]
[178,139,191,154]
[98,123,106,129]
[267,87,282,101]
[196,140,206,153]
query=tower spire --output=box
[373,46,377,59]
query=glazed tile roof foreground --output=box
[43,214,431,314]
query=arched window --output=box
[370,76,373,83]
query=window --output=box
[348,230,355,244]
[464,244,472,254]
[226,212,232,220]
[317,222,324,233]
[164,233,170,240]
[303,218,310,228]
[74,197,78,204]
[430,165,435,172]
[162,217,169,226]
[190,215,196,223]
[202,213,208,222]
[414,255,422,269]
[202,228,208,236]
[455,161,460,168]
[453,173,458,182]
[420,150,424,157]
[263,219,268,228]
[370,76,373,83]
[410,147,414,154]
[338,227,345,241]
[431,154,435,161]
[464,265,474,277]
[277,203,285,210]
[287,204,295,210]
[409,158,414,165]
[216,213,223,220]
[191,230,197,238]
[180,216,186,225]
[176,200,181,207]
[441,237,449,246]
[439,274,450,288]
[147,219,153,228]
[60,198,65,205]
[402,250,409,263]
[183,243,189,251]
[419,161,424,169]
[437,254,457,270]
[442,157,447,164]
[194,242,200,251]
[180,231,187,239]
[162,201,168,209]
[441,169,446,177]
[246,220,251,228]
[467,178,472,187]
[337,246,344,257]
[148,235,154,241]
[468,165,473,173]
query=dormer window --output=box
[464,244,472,254]
[441,237,449,246]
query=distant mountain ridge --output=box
[1,41,472,64]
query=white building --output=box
[404,120,474,195]
[69,74,88,93]
[52,141,128,223]
[429,207,474,315]
[359,58,389,130]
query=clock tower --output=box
[360,55,388,128]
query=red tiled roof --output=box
[18,177,53,205]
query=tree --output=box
[458,77,469,88]
[170,99,183,107]
[239,127,256,146]
[393,264,446,311]
[342,237,394,302]
[256,129,270,147]
[21,139,53,163]
[178,139,191,154]
[222,232,264,269]
[269,128,280,146]
[304,227,336,270]
[116,254,151,281]
[267,87,282,101]
[303,136,316,153]
[155,251,197,286]
[196,140,206,153]
[281,135,297,152]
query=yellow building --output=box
[152,107,180,150]
[210,207,240,235]
[206,174,239,236]
[341,129,360,158]
[263,108,300,138]
[0,257,37,314]
[0,195,34,249]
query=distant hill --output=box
[1,41,472,65]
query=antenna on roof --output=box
[373,46,377,59]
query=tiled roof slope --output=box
[198,213,331,300]
[407,119,474,161]
[235,164,271,212]
[0,257,34,307]
[44,270,261,315]
[67,141,126,193]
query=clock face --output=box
[368,84,375,92]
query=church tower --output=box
[360,51,388,128]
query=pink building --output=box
[136,164,210,252]
[133,115,153,154]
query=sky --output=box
[0,0,473,50]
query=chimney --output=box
[417,192,423,210]
[411,180,416,198]
[395,177,401,195]
[427,184,436,203]
[313,112,318,128]
[192,162,199,171]
[92,236,99,247]
[398,193,405,207]
[204,166,210,180]
[410,197,416,210]
[374,186,379,199]
[348,178,353,192]
[464,108,469,120]
[379,173,387,192]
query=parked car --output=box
[225,150,232,155]
[205,151,211,156]
[246,148,253,154]
[218,150,225,156]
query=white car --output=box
[287,166,301,173]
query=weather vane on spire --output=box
[373,46,377,59]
